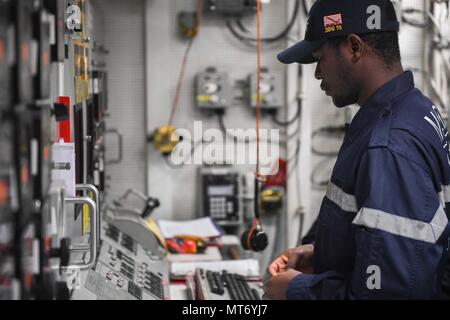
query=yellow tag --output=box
[82,191,94,235]
[145,218,168,254]
[196,95,210,103]
[252,95,264,103]
[73,40,89,103]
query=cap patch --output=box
[324,13,343,33]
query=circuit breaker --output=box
[248,70,284,110]
[195,68,232,110]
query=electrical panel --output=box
[14,0,35,104]
[33,5,52,99]
[195,68,232,110]
[0,0,12,110]
[0,0,113,300]
[0,117,18,300]
[248,70,284,110]
[43,0,66,62]
[205,0,257,17]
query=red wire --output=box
[256,0,261,178]
[246,0,262,248]
[167,0,203,127]
[167,38,194,127]
[247,217,258,249]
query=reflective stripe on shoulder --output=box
[352,206,449,244]
[326,182,357,213]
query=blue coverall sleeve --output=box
[287,144,449,299]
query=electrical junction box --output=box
[205,0,258,17]
[249,70,284,110]
[195,68,232,110]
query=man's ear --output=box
[347,34,364,63]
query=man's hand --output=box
[268,244,314,276]
[263,269,301,300]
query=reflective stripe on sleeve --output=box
[352,206,449,244]
[326,182,358,213]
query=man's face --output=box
[312,40,360,108]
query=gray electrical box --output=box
[249,70,284,110]
[195,68,232,110]
[205,0,257,17]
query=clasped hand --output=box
[263,244,314,300]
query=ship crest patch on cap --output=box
[324,13,343,33]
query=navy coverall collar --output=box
[363,70,415,109]
[346,71,415,144]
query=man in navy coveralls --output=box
[265,0,450,299]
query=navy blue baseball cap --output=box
[278,0,400,64]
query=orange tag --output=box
[0,40,4,64]
[0,180,8,206]
[43,146,49,161]
[20,165,29,186]
[21,42,30,63]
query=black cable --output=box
[287,139,300,163]
[407,67,448,110]
[270,97,301,126]
[311,157,335,189]
[218,111,301,145]
[312,125,346,137]
[163,153,182,169]
[226,0,300,44]
[162,135,215,168]
[311,125,345,157]
[302,0,311,16]
[254,177,260,219]
[287,139,301,174]
[402,8,432,28]
[312,146,339,157]
[217,111,273,144]
[236,18,250,33]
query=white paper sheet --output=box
[157,217,223,238]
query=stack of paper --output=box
[157,217,224,239]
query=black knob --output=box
[59,238,71,269]
[141,198,160,219]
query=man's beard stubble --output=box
[332,59,360,108]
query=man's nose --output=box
[314,63,322,80]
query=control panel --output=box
[70,224,169,300]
